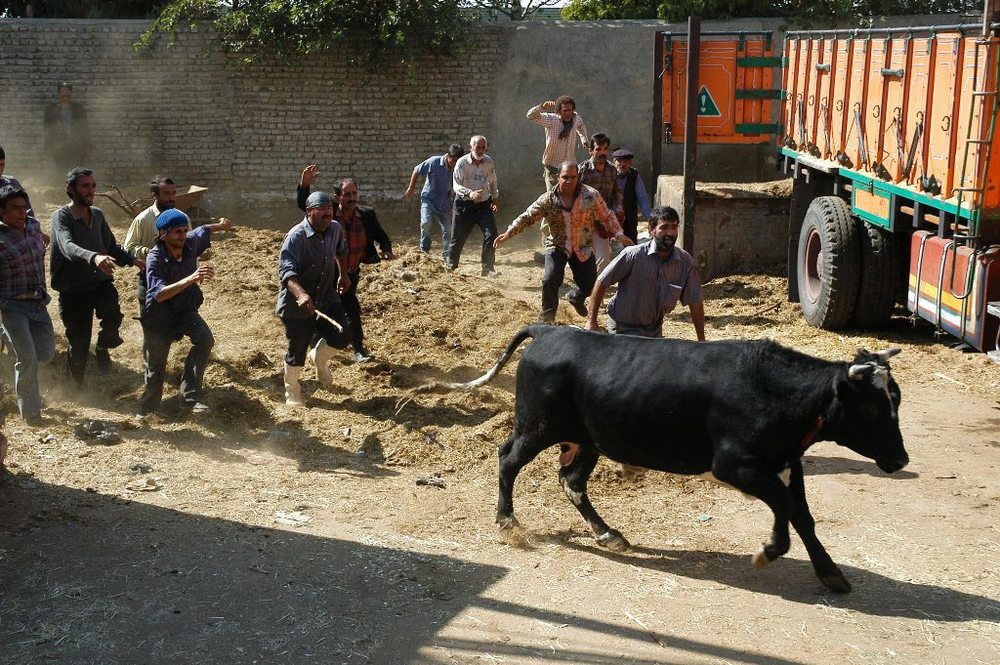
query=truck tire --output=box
[852,222,900,329]
[796,196,861,329]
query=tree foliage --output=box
[463,0,561,20]
[1,0,172,18]
[134,0,470,66]
[561,0,983,23]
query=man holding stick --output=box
[276,191,352,406]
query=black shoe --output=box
[566,297,588,317]
[481,268,501,278]
[353,349,372,364]
[24,415,44,427]
[95,348,112,373]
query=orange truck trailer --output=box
[781,12,1000,354]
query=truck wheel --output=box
[797,196,860,329]
[852,222,900,329]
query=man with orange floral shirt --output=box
[494,161,633,323]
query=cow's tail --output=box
[413,325,541,394]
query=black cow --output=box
[418,325,909,593]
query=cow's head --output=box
[829,348,909,473]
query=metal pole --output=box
[652,32,664,192]
[986,0,1000,35]
[683,16,700,252]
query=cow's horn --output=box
[876,348,901,362]
[847,363,873,381]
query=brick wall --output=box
[0,19,510,226]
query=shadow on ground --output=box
[0,478,819,665]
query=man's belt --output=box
[13,289,44,300]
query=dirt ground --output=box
[1,194,999,664]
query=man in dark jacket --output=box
[50,167,142,386]
[611,148,652,243]
[295,174,393,363]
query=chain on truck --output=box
[781,3,1000,356]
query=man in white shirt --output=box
[447,135,501,277]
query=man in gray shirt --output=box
[586,205,705,340]
[586,205,704,481]
[50,167,142,385]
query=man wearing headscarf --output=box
[276,191,353,406]
[139,209,226,415]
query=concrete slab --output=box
[655,176,791,281]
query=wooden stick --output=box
[748,301,781,318]
[315,309,343,332]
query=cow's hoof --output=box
[751,548,771,569]
[495,515,520,530]
[819,573,852,594]
[597,530,630,552]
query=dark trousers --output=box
[540,250,596,322]
[135,273,147,313]
[281,302,353,366]
[58,281,124,384]
[140,311,214,412]
[622,213,639,244]
[447,199,497,273]
[342,269,365,352]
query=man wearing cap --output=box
[586,205,705,341]
[139,209,224,415]
[612,148,653,244]
[405,144,463,261]
[526,96,589,191]
[0,185,55,426]
[50,167,142,385]
[494,161,632,323]
[295,174,393,363]
[277,191,353,406]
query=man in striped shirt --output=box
[586,206,705,341]
[526,96,589,191]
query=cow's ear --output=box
[853,348,875,364]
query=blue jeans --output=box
[0,299,56,419]
[420,202,451,260]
